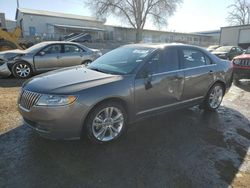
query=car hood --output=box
[23,66,123,94]
[233,54,250,59]
[0,49,26,60]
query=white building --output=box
[15,8,106,40]
[220,25,250,49]
[14,8,218,47]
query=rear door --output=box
[179,47,215,101]
[59,44,86,67]
[134,47,185,117]
[34,44,63,71]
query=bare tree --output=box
[85,0,182,42]
[227,0,250,25]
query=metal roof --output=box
[52,24,105,32]
[16,8,106,23]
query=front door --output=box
[134,47,185,117]
[34,44,63,71]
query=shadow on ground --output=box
[0,77,26,87]
[0,106,250,188]
[235,80,250,92]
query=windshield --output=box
[214,46,232,52]
[24,43,49,53]
[245,48,250,54]
[87,46,155,75]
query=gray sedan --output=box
[18,43,233,144]
[0,41,102,78]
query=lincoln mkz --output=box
[18,44,233,143]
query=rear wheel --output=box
[12,61,32,78]
[204,83,224,111]
[85,102,127,144]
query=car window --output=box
[161,47,179,72]
[236,47,242,53]
[42,45,61,54]
[180,49,206,68]
[231,47,236,52]
[141,52,160,75]
[64,44,83,53]
[137,52,160,78]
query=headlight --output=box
[233,59,241,65]
[36,94,77,106]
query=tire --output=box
[11,61,32,79]
[204,83,224,111]
[85,101,127,144]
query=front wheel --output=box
[12,61,32,78]
[85,102,127,144]
[204,83,224,111]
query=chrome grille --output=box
[19,90,42,110]
[238,59,250,66]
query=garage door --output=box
[239,28,250,44]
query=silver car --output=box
[0,41,102,78]
[18,43,233,144]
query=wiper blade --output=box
[89,67,108,74]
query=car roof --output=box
[38,41,80,45]
[123,43,206,50]
[218,45,236,48]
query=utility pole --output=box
[17,0,19,8]
[248,6,250,24]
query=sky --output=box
[0,0,234,33]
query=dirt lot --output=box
[0,78,250,188]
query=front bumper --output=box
[0,62,11,77]
[18,102,89,140]
[233,66,250,79]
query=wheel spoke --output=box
[109,127,116,137]
[95,127,106,138]
[110,125,119,133]
[98,128,107,140]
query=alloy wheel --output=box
[91,107,124,142]
[15,63,31,78]
[208,85,223,109]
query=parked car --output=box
[212,46,243,60]
[207,45,221,52]
[0,41,102,78]
[232,47,250,84]
[18,43,233,143]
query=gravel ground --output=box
[0,78,250,188]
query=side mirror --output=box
[39,51,45,56]
[142,69,153,90]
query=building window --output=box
[29,26,36,36]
